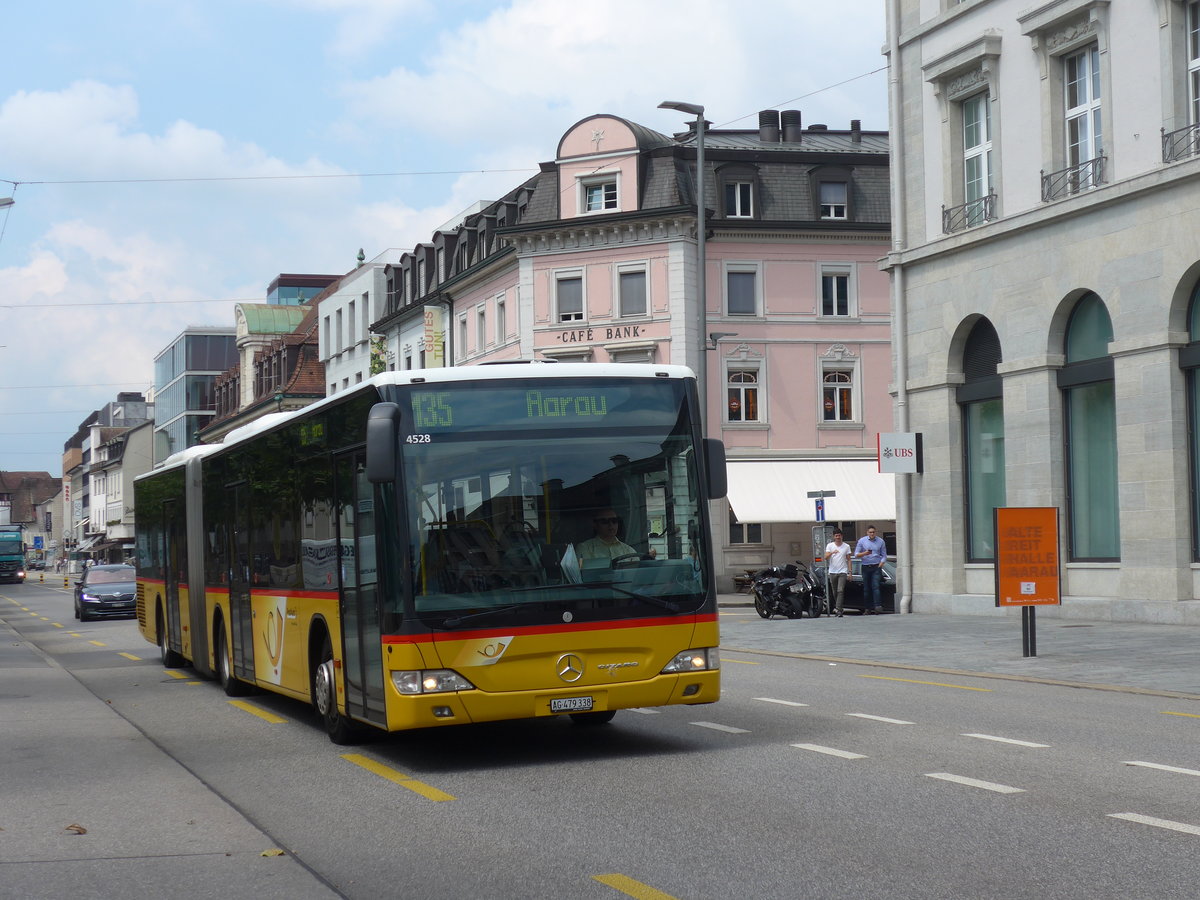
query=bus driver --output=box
[576,509,648,562]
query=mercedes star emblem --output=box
[556,653,584,683]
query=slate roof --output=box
[513,121,891,229]
[0,471,60,523]
[683,130,889,156]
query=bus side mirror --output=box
[704,438,727,499]
[366,402,401,484]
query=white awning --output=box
[725,460,896,523]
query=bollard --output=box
[64,575,69,590]
[39,572,44,584]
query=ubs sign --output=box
[878,433,923,474]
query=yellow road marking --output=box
[28,611,38,616]
[1163,711,1200,719]
[228,700,287,724]
[719,657,761,665]
[118,652,141,661]
[593,874,679,900]
[858,674,991,692]
[88,640,107,647]
[341,753,455,802]
[52,623,64,628]
[165,669,189,679]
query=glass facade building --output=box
[152,328,237,464]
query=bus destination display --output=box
[406,382,683,433]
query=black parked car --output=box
[74,564,137,621]
[810,558,897,614]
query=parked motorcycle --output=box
[751,561,824,619]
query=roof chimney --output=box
[808,124,828,132]
[781,109,803,143]
[850,119,862,143]
[758,109,780,143]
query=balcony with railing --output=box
[1041,156,1106,202]
[942,193,997,233]
[1163,123,1200,163]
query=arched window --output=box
[1180,280,1200,558]
[957,319,1004,561]
[1058,293,1118,560]
[822,370,854,421]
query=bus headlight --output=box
[391,669,476,695]
[661,648,720,673]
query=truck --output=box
[0,527,26,583]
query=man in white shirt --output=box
[576,509,639,562]
[824,530,853,617]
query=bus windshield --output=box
[396,377,708,628]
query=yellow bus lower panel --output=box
[383,670,719,731]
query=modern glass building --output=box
[266,273,339,307]
[152,327,237,464]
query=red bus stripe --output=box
[381,611,717,644]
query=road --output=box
[4,581,1200,899]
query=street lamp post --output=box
[659,100,707,436]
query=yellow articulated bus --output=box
[135,363,726,742]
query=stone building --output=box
[885,0,1200,621]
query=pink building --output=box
[373,109,894,587]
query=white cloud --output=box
[339,0,889,148]
[262,0,432,56]
[0,80,347,183]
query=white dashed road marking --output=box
[847,713,914,725]
[1124,761,1200,777]
[791,743,867,759]
[962,733,1050,748]
[925,773,1025,794]
[690,721,749,734]
[753,697,809,707]
[1108,813,1200,836]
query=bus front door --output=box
[336,453,386,725]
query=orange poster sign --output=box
[994,507,1061,607]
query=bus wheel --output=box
[314,637,357,745]
[215,619,251,697]
[570,710,617,726]
[157,604,186,668]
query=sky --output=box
[0,0,889,478]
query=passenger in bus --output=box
[576,509,653,563]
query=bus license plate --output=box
[550,696,593,713]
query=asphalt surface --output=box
[4,591,1200,899]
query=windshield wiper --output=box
[441,604,521,629]
[515,581,684,613]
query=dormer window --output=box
[819,182,848,219]
[809,166,854,221]
[725,182,753,217]
[716,163,761,220]
[580,175,619,213]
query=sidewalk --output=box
[717,594,1200,698]
[0,618,340,900]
